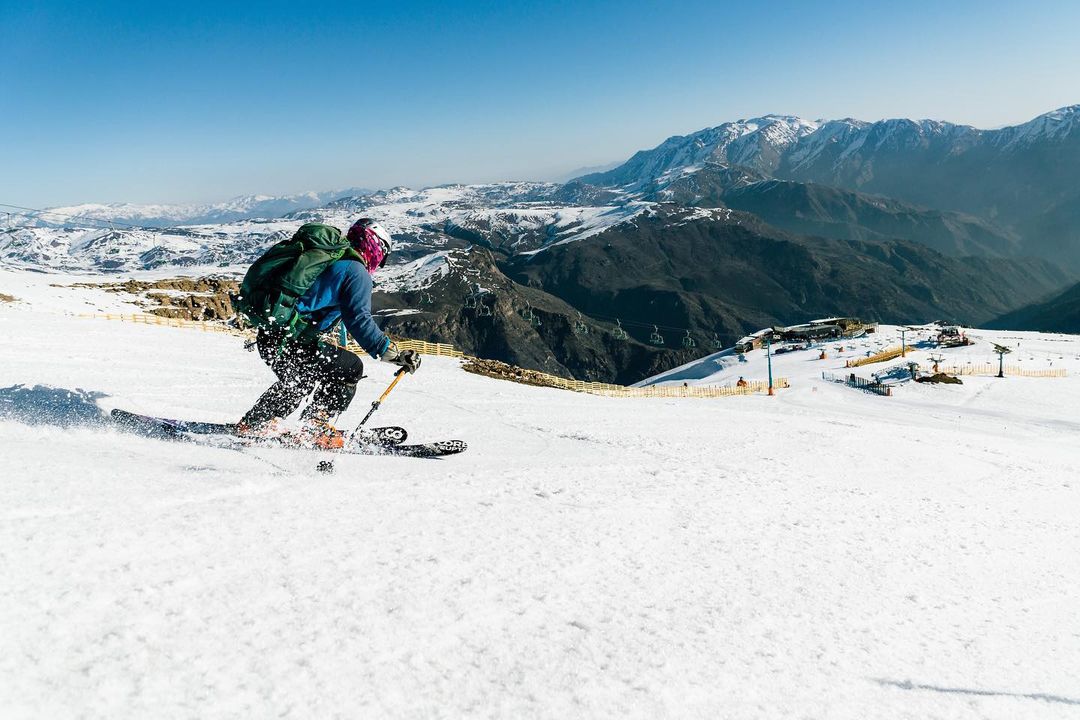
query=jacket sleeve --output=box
[338,262,391,358]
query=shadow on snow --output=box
[0,384,109,427]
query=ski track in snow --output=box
[1,277,1080,719]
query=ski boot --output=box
[235,417,286,440]
[298,414,346,450]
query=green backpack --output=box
[235,223,362,341]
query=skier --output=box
[236,218,421,447]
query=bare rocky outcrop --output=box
[69,277,240,321]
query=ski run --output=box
[2,269,1079,719]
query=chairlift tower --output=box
[899,327,914,357]
[766,334,774,396]
[992,343,1012,378]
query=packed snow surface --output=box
[2,275,1079,719]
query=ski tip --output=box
[378,439,467,458]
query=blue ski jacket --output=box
[295,259,391,358]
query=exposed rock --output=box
[461,358,577,390]
[916,373,963,384]
[67,277,239,321]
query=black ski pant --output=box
[241,330,365,427]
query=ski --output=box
[110,409,409,447]
[109,409,465,458]
[111,409,236,437]
[362,439,467,458]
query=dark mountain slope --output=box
[504,207,1070,346]
[721,180,1019,257]
[987,282,1080,334]
[648,166,1020,257]
[372,248,700,384]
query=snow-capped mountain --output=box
[579,115,821,188]
[0,183,648,274]
[581,105,1080,267]
[989,104,1080,148]
[19,188,374,229]
[581,106,1080,192]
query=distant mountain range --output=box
[23,188,373,228]
[580,105,1080,267]
[2,105,1078,381]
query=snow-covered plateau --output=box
[2,269,1079,719]
[0,183,646,275]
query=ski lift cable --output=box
[565,307,742,338]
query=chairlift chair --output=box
[573,311,589,336]
[681,330,696,349]
[650,325,664,345]
[520,302,541,327]
[612,319,629,341]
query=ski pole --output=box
[355,367,408,429]
[317,368,409,474]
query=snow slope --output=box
[2,276,1080,719]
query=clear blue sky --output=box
[3,0,1079,207]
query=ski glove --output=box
[381,342,422,373]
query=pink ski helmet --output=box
[347,218,393,270]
